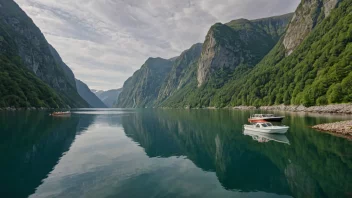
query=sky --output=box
[14,0,300,91]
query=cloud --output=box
[14,0,300,90]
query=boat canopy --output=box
[251,114,275,118]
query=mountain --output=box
[117,13,293,108]
[116,57,173,108]
[208,0,348,107]
[94,89,122,107]
[119,0,350,109]
[75,79,107,108]
[197,13,293,87]
[0,0,88,108]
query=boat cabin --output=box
[254,122,273,128]
[251,114,274,118]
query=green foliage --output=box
[0,55,66,108]
[163,0,352,108]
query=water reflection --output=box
[0,109,351,198]
[122,109,352,198]
[0,111,94,198]
[243,130,290,144]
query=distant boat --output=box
[244,122,289,134]
[49,111,71,117]
[248,114,284,122]
[243,130,290,144]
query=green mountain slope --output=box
[160,0,349,108]
[211,0,351,107]
[116,58,173,108]
[156,43,202,104]
[159,14,293,108]
[0,56,66,108]
[0,0,88,108]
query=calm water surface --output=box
[0,109,351,198]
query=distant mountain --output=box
[94,89,122,107]
[75,80,107,108]
[0,0,88,108]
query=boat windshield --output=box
[261,123,268,127]
[266,123,273,126]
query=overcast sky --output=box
[15,0,300,90]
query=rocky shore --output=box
[312,120,352,140]
[258,104,352,114]
[0,107,52,111]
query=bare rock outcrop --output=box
[313,120,352,139]
[283,0,340,56]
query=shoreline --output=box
[222,103,352,114]
[0,107,57,111]
[312,120,352,140]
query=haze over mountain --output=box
[13,0,300,90]
[93,89,122,108]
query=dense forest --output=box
[0,55,66,108]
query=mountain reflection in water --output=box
[0,109,350,198]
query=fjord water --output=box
[0,110,351,198]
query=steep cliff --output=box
[197,13,293,87]
[156,43,202,104]
[283,0,340,55]
[76,79,107,108]
[116,58,173,108]
[48,44,76,89]
[0,0,88,108]
[213,0,350,107]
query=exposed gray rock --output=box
[283,0,340,55]
[158,43,202,102]
[313,120,352,139]
[231,106,257,110]
[197,14,293,87]
[197,30,218,87]
[259,104,352,114]
[0,0,88,108]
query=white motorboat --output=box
[243,130,290,144]
[243,122,289,134]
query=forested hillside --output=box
[157,0,350,108]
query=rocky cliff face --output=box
[48,44,76,89]
[197,14,293,87]
[75,79,107,108]
[157,43,202,103]
[283,0,340,55]
[117,58,173,108]
[0,0,88,108]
